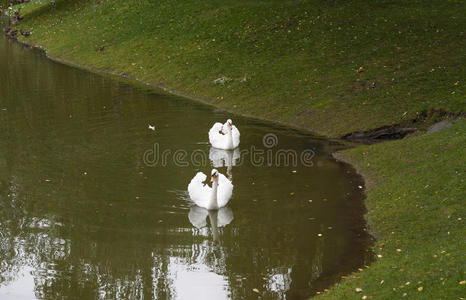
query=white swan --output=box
[187,169,233,210]
[208,119,240,150]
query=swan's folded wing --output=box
[209,122,224,136]
[232,125,240,148]
[189,172,207,184]
[217,206,234,227]
[216,173,233,208]
[209,122,226,148]
[188,172,211,207]
[188,205,209,228]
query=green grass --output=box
[4,0,466,298]
[324,119,465,299]
[10,0,466,136]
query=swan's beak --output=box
[229,124,232,129]
[211,175,215,183]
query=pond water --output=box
[0,26,372,299]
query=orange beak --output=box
[211,175,215,182]
[229,124,232,129]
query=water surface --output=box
[0,26,372,299]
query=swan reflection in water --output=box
[188,205,234,245]
[209,147,240,180]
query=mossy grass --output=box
[4,0,466,298]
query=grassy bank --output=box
[8,0,466,137]
[4,0,466,298]
[324,119,465,299]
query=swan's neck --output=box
[209,178,219,209]
[227,128,233,148]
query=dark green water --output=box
[0,29,372,299]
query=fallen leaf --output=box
[418,287,423,292]
[252,288,260,293]
[355,287,362,293]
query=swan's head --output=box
[210,169,219,183]
[226,119,233,130]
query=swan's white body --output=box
[208,119,240,150]
[187,170,233,210]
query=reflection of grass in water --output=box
[329,120,465,299]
